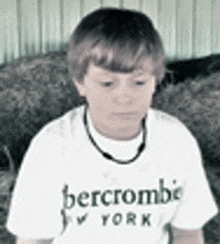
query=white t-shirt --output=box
[7,105,218,244]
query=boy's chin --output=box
[108,126,142,140]
[96,117,143,140]
[110,113,144,125]
[108,118,143,133]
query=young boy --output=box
[7,8,217,244]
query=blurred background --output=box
[1,0,220,65]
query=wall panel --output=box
[41,0,62,52]
[19,0,40,56]
[102,0,120,8]
[193,0,212,57]
[211,0,220,54]
[158,0,177,59]
[123,0,140,10]
[142,0,159,28]
[82,0,102,17]
[1,0,220,65]
[176,0,194,59]
[62,0,81,46]
[0,0,19,64]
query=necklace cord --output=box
[83,105,146,164]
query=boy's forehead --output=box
[87,61,155,78]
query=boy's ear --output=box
[151,77,157,93]
[74,80,86,97]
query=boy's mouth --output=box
[114,111,137,115]
[113,112,138,119]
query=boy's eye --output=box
[101,81,114,87]
[135,81,146,86]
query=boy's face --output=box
[75,62,156,140]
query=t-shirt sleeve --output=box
[6,131,64,239]
[171,130,218,229]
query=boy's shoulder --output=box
[149,108,183,126]
[148,108,194,141]
[35,105,85,140]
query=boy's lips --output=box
[113,112,139,119]
[115,112,137,115]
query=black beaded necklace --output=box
[83,105,146,164]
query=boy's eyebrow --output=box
[90,72,116,78]
[132,71,146,76]
[132,70,154,77]
[92,69,123,79]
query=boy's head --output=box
[68,7,165,84]
[68,8,165,140]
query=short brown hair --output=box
[68,8,165,84]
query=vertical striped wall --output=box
[1,0,220,65]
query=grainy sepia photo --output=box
[0,1,219,244]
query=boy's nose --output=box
[116,94,132,105]
[114,83,133,105]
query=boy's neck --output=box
[94,123,142,141]
[88,111,143,141]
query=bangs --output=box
[68,8,166,83]
[89,40,155,73]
